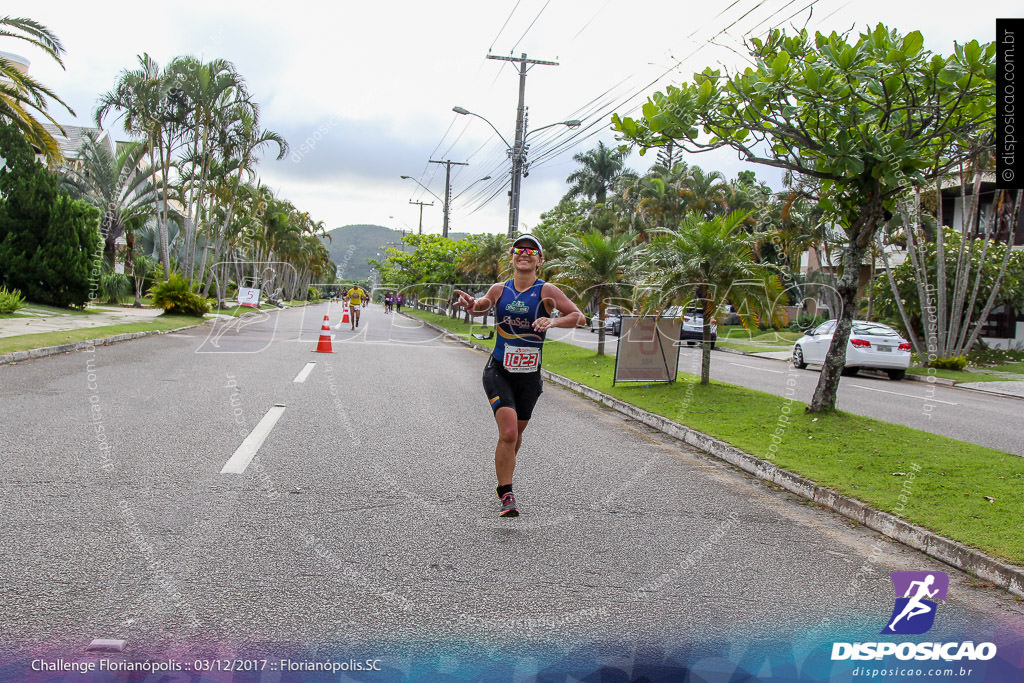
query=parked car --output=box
[665,306,717,347]
[589,306,624,336]
[792,319,911,380]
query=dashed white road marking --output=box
[848,383,959,405]
[728,361,785,374]
[220,405,286,474]
[293,362,316,383]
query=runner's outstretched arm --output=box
[454,284,502,317]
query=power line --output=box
[463,0,827,217]
[509,0,552,54]
[489,0,524,53]
[527,0,824,174]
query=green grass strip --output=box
[408,308,1024,566]
[0,315,205,355]
[905,366,1012,383]
[716,340,792,354]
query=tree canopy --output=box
[614,24,996,411]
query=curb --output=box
[0,320,212,366]
[410,313,1024,598]
[0,301,323,367]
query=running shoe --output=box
[499,492,519,517]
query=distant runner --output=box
[454,234,584,517]
[346,284,366,329]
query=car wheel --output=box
[841,367,859,377]
[792,346,807,369]
[887,369,906,380]
[613,323,621,336]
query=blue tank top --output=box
[491,279,547,373]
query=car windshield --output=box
[853,323,898,337]
[812,321,836,335]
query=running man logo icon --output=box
[881,571,949,635]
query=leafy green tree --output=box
[0,17,74,162]
[0,123,100,307]
[615,24,995,411]
[647,210,784,384]
[369,234,465,310]
[546,229,641,356]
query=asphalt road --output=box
[1,302,1021,675]
[547,327,1024,456]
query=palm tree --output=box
[59,135,157,300]
[680,165,727,219]
[0,16,74,163]
[546,230,641,356]
[564,141,627,206]
[96,53,185,276]
[648,210,784,384]
[166,56,246,281]
[199,100,287,296]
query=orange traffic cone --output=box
[341,304,351,325]
[314,315,334,353]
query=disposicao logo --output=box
[831,570,997,662]
[882,570,948,635]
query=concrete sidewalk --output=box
[0,305,165,338]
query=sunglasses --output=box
[511,247,540,256]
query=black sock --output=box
[496,484,513,498]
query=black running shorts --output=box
[482,356,543,421]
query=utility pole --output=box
[408,199,433,235]
[486,52,558,238]
[428,159,468,238]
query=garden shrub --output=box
[99,269,131,304]
[150,274,211,316]
[0,285,26,314]
[931,356,968,371]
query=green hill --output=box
[320,225,473,282]
[320,224,402,282]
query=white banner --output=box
[238,287,261,308]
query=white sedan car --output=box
[792,319,912,380]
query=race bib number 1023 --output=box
[503,345,540,373]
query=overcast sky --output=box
[8,0,1015,236]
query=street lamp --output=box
[453,105,581,237]
[453,175,492,200]
[400,175,443,203]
